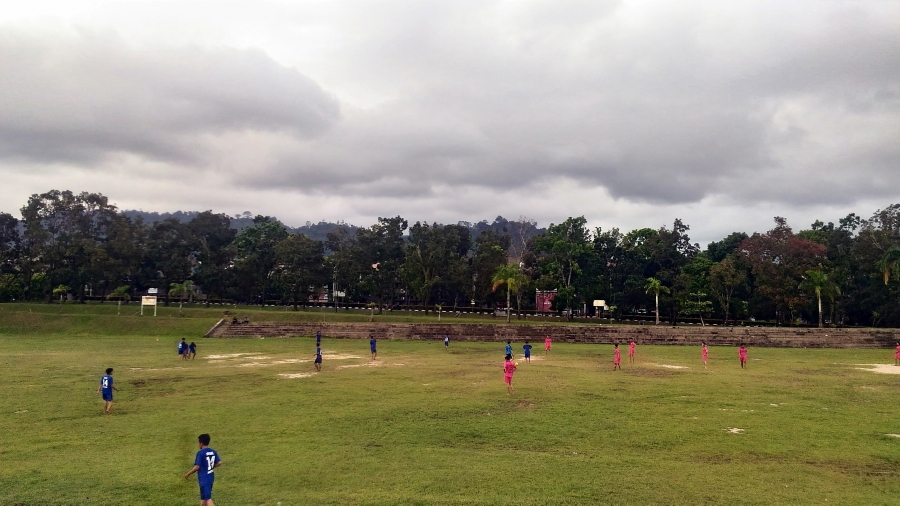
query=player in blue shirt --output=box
[188,342,197,360]
[185,433,222,506]
[316,331,322,346]
[370,337,377,360]
[505,340,513,358]
[523,341,533,363]
[444,335,449,350]
[178,339,187,360]
[96,367,119,415]
[314,345,322,372]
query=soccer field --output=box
[3,312,900,504]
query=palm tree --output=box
[52,284,70,312]
[644,277,670,325]
[367,302,377,322]
[876,248,900,285]
[169,281,197,315]
[106,285,131,316]
[492,264,525,323]
[799,270,840,328]
[435,303,443,322]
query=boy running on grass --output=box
[370,336,377,360]
[613,344,621,371]
[189,342,197,360]
[503,353,517,395]
[184,433,222,506]
[739,344,748,369]
[96,367,119,415]
[523,341,532,363]
[178,339,187,359]
[544,336,552,355]
[315,345,322,372]
[316,331,321,346]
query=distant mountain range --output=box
[121,210,545,243]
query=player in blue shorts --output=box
[505,340,513,358]
[523,341,532,364]
[444,335,449,350]
[188,342,197,360]
[370,336,377,360]
[185,433,222,506]
[96,367,119,415]
[178,338,187,360]
[314,345,322,372]
[316,331,322,346]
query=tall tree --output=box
[799,270,841,328]
[274,234,326,310]
[739,217,827,324]
[644,277,670,325]
[232,216,288,305]
[708,256,746,325]
[492,263,527,323]
[188,211,236,305]
[532,216,592,319]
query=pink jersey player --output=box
[739,345,748,369]
[628,341,636,363]
[503,357,517,394]
[702,343,708,366]
[895,343,900,366]
[544,336,552,354]
[613,344,621,370]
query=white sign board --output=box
[147,288,158,294]
[141,296,157,316]
[593,300,606,307]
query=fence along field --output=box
[3,304,900,504]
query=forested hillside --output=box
[1,190,898,327]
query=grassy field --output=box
[2,304,900,505]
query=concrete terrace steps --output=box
[206,322,900,348]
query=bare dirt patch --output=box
[723,427,745,434]
[323,353,362,360]
[336,362,383,370]
[656,364,689,370]
[856,364,900,375]
[205,353,262,360]
[279,373,314,379]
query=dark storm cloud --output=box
[0,26,339,165]
[1,1,899,212]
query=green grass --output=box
[2,307,900,505]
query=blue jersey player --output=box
[316,331,322,346]
[505,340,513,358]
[185,433,222,506]
[315,345,322,372]
[523,342,533,364]
[96,367,119,415]
[178,339,187,360]
[370,337,377,360]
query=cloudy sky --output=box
[1,1,898,244]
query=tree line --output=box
[1,190,898,327]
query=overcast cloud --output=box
[0,1,898,243]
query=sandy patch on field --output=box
[723,428,744,434]
[235,358,311,367]
[279,373,314,379]
[856,364,900,374]
[657,364,689,370]
[336,361,383,370]
[15,410,29,414]
[323,354,361,360]
[205,353,262,360]
[885,434,900,438]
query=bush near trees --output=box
[1,190,900,327]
